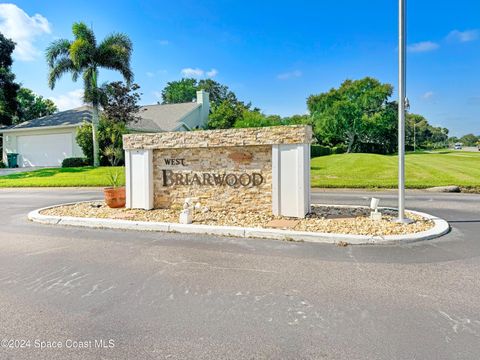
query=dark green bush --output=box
[311,145,332,157]
[76,117,127,166]
[62,157,88,168]
[0,161,5,168]
[352,142,390,154]
[332,144,347,154]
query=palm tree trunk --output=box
[90,69,100,167]
[91,105,100,167]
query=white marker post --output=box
[396,0,412,224]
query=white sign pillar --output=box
[125,149,154,210]
[272,144,311,218]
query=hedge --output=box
[62,157,89,168]
[311,144,347,158]
[332,144,347,154]
[311,145,332,157]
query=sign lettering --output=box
[162,170,264,188]
[164,158,186,166]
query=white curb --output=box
[28,203,450,245]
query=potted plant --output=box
[104,169,126,208]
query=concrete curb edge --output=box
[28,202,450,245]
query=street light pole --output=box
[396,0,411,223]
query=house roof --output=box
[4,105,93,131]
[0,102,200,133]
[131,102,200,132]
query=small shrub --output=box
[106,169,123,188]
[0,161,6,168]
[332,144,347,154]
[311,145,332,158]
[76,122,94,165]
[76,117,127,166]
[62,157,88,168]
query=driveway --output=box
[0,167,55,176]
[0,188,479,359]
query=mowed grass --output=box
[0,167,125,187]
[1,151,479,189]
[311,150,480,189]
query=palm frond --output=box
[102,61,134,85]
[72,22,96,47]
[70,38,95,68]
[47,57,76,89]
[98,33,132,54]
[96,33,133,84]
[45,39,71,67]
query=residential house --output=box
[1,90,209,167]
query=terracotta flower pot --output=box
[104,186,126,208]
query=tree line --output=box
[0,33,57,125]
[161,76,452,154]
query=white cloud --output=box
[422,91,434,100]
[180,67,218,78]
[146,72,155,78]
[0,3,51,61]
[407,41,439,53]
[49,89,84,111]
[277,70,302,80]
[447,29,479,43]
[206,68,218,77]
[181,68,204,77]
[158,39,169,45]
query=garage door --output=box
[17,133,73,167]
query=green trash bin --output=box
[7,153,19,168]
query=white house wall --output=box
[180,107,204,130]
[2,127,84,166]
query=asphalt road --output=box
[0,188,479,360]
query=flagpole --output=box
[396,0,412,223]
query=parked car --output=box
[454,143,462,150]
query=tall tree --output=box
[308,77,395,153]
[161,78,238,106]
[207,99,247,129]
[459,133,479,146]
[16,88,57,123]
[46,22,133,166]
[99,81,141,124]
[197,79,237,106]
[0,32,20,126]
[161,78,197,104]
[406,113,448,149]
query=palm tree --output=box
[46,22,133,166]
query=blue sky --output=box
[1,1,479,136]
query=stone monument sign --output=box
[123,125,312,218]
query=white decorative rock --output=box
[370,211,382,221]
[179,209,192,224]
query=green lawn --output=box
[1,151,479,189]
[311,150,480,189]
[0,167,125,187]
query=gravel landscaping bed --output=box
[41,202,434,236]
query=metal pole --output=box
[396,0,411,223]
[413,122,416,152]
